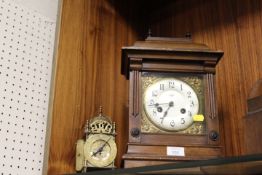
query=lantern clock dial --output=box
[84,134,117,167]
[143,78,199,131]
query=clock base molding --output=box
[124,160,204,174]
[122,144,223,168]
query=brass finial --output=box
[112,122,116,135]
[99,106,103,116]
[185,32,192,38]
[84,120,89,134]
[147,28,152,37]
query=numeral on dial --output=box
[152,109,157,116]
[170,120,175,127]
[150,99,154,105]
[190,101,195,107]
[181,118,185,124]
[152,90,158,97]
[187,91,191,98]
[188,111,192,117]
[169,81,175,88]
[160,84,165,90]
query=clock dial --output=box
[84,134,117,167]
[143,78,199,131]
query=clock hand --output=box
[148,102,170,107]
[92,138,110,157]
[148,102,174,113]
[92,137,111,157]
[160,101,174,124]
[160,107,170,124]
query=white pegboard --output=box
[0,0,56,174]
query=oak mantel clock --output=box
[121,36,224,168]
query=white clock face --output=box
[143,78,199,131]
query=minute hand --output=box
[160,101,174,124]
[92,137,111,157]
[148,102,170,107]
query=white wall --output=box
[0,0,59,174]
[13,0,58,21]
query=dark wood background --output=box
[47,0,262,174]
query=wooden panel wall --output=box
[148,0,262,156]
[48,0,262,174]
[47,0,139,174]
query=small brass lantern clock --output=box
[76,107,117,172]
[121,36,223,168]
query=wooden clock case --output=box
[244,79,262,154]
[121,36,224,168]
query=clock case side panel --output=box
[128,70,142,143]
[204,73,220,145]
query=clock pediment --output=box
[121,37,223,79]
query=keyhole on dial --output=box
[180,108,186,114]
[157,107,163,112]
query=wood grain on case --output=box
[48,0,262,173]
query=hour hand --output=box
[92,147,103,157]
[160,109,169,124]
